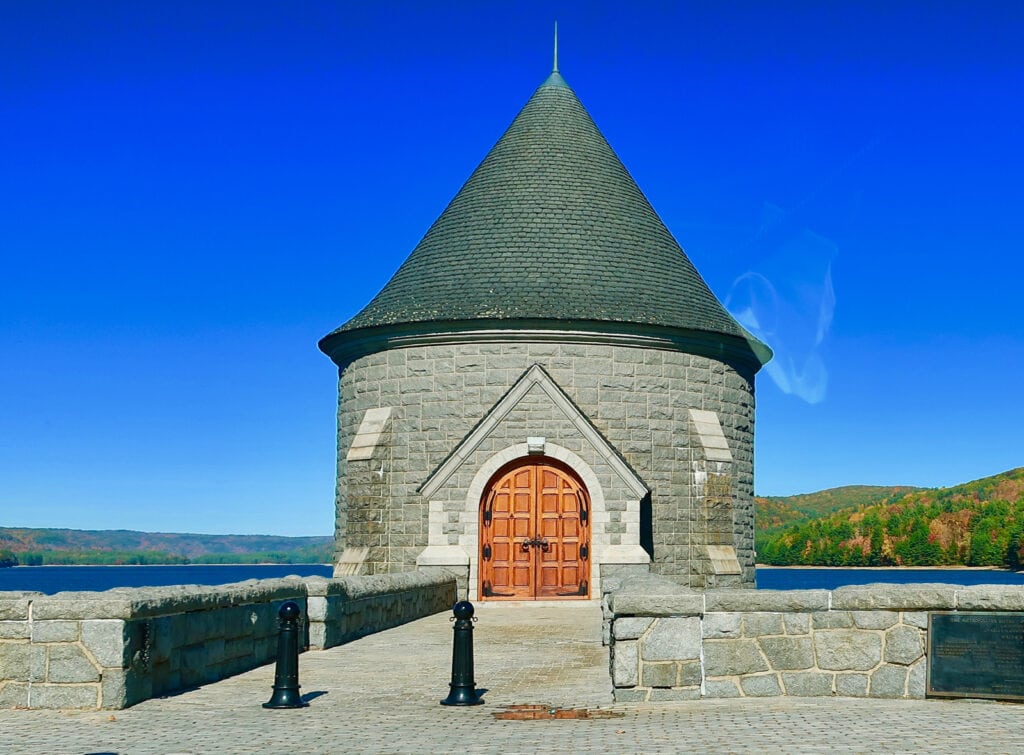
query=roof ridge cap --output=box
[540,70,570,89]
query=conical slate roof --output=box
[320,70,770,369]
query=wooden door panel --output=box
[482,469,529,598]
[538,567,559,588]
[481,459,590,600]
[512,564,531,587]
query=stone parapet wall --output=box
[0,571,455,710]
[1,581,305,710]
[305,571,456,649]
[605,576,1024,702]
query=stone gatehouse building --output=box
[319,63,771,600]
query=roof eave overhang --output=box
[318,319,772,373]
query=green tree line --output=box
[0,545,332,566]
[0,528,333,566]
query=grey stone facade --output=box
[333,340,756,594]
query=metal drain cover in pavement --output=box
[492,705,623,720]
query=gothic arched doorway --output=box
[479,457,590,600]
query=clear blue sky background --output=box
[2,2,1022,536]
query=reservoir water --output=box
[2,564,1024,594]
[756,567,1024,590]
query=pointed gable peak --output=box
[419,364,648,500]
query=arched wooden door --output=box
[479,458,590,600]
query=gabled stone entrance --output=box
[416,363,650,600]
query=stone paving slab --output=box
[4,603,1024,753]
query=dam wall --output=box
[605,575,1024,702]
[0,571,456,709]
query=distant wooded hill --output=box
[755,468,1024,569]
[0,528,332,566]
[6,468,1023,568]
[756,485,922,535]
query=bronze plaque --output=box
[927,612,1024,701]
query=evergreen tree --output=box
[1006,529,1023,571]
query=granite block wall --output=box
[305,571,456,649]
[335,341,756,589]
[0,572,456,710]
[0,581,304,709]
[605,576,1024,702]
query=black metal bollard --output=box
[263,601,309,709]
[441,600,484,706]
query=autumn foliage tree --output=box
[757,468,1024,568]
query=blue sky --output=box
[2,2,1022,536]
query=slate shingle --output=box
[322,71,768,366]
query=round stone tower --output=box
[320,65,770,599]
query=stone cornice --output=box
[318,319,771,371]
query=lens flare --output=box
[726,208,836,404]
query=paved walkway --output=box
[5,603,1024,754]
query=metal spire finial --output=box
[553,21,559,72]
